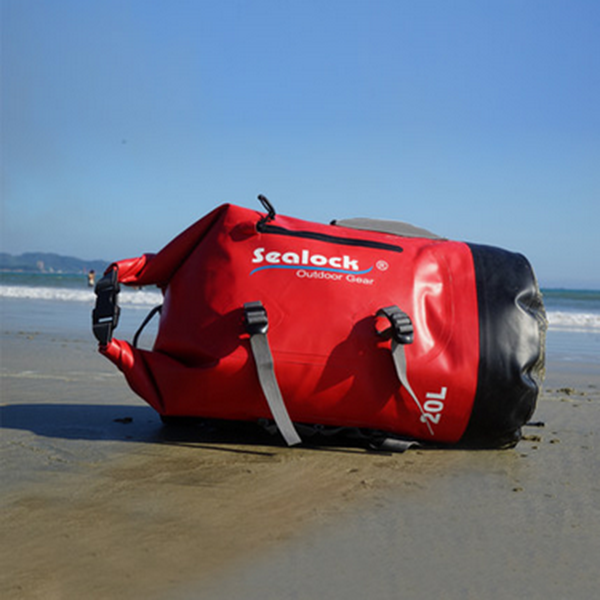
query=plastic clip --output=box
[376,305,414,345]
[244,301,269,335]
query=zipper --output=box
[257,223,404,253]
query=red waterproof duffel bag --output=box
[93,196,546,449]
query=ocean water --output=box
[0,272,162,308]
[1,271,599,365]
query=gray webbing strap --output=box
[377,306,434,436]
[244,302,301,446]
[389,340,433,436]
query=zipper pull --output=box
[257,194,276,230]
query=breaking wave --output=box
[0,285,162,309]
[545,310,600,332]
[2,283,599,331]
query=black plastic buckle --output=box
[244,301,269,335]
[92,269,121,345]
[376,305,414,345]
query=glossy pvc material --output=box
[98,203,545,446]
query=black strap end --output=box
[244,301,269,335]
[376,305,414,345]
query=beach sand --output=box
[1,324,599,599]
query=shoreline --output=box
[1,313,599,599]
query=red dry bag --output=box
[93,196,546,449]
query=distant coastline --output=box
[0,252,108,275]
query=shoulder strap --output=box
[376,306,434,436]
[244,302,302,446]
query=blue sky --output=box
[2,0,599,288]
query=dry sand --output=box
[1,328,599,599]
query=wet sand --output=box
[1,325,599,599]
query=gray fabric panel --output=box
[333,218,443,240]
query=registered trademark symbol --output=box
[376,260,389,271]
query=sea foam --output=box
[3,285,600,331]
[0,285,162,308]
[545,310,600,332]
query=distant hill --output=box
[0,252,109,274]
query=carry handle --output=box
[92,268,120,346]
[256,194,276,231]
[133,305,162,348]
